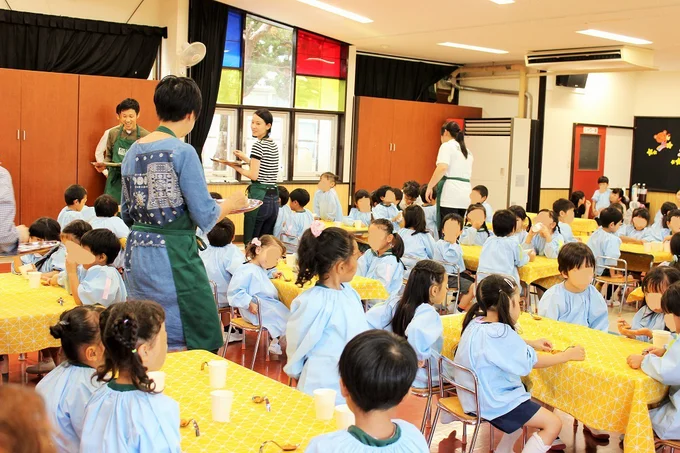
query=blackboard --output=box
[632,116,680,192]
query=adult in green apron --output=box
[120,76,246,352]
[230,109,280,244]
[425,121,473,231]
[104,125,144,203]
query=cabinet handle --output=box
[23,131,26,141]
[16,130,19,140]
[393,143,396,152]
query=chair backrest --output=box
[594,256,629,277]
[209,280,218,308]
[621,252,654,274]
[438,355,482,420]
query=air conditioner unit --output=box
[525,46,654,72]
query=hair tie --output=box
[251,238,261,247]
[310,220,325,238]
[131,348,137,354]
[673,255,679,263]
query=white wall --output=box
[458,77,540,120]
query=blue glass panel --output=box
[223,11,242,68]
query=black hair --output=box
[209,191,223,200]
[320,172,339,185]
[442,213,463,231]
[154,75,202,122]
[420,183,436,202]
[297,227,356,286]
[472,185,488,199]
[392,260,446,336]
[94,194,119,218]
[671,233,680,272]
[441,121,468,159]
[393,188,403,203]
[49,305,104,364]
[558,242,596,275]
[631,207,651,226]
[570,190,585,208]
[80,229,121,265]
[465,204,490,235]
[290,188,310,208]
[97,300,166,392]
[661,282,680,317]
[508,205,532,232]
[403,205,427,235]
[207,218,235,247]
[354,189,370,206]
[610,203,625,215]
[462,274,519,332]
[245,234,286,260]
[552,198,575,217]
[667,209,680,230]
[375,185,395,203]
[643,266,680,295]
[597,176,609,184]
[492,210,517,237]
[371,218,404,260]
[599,206,623,229]
[402,182,420,200]
[29,217,61,241]
[62,220,93,243]
[253,109,273,138]
[64,184,87,206]
[661,203,679,229]
[117,98,140,115]
[338,330,417,413]
[278,186,290,206]
[537,209,560,234]
[611,188,628,207]
[370,190,381,207]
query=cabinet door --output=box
[21,71,79,224]
[0,69,22,222]
[131,79,159,132]
[78,75,133,204]
[354,97,394,192]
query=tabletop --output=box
[460,245,561,286]
[620,243,672,264]
[322,220,368,234]
[528,213,598,235]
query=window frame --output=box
[292,112,339,181]
[202,108,239,184]
[241,109,290,183]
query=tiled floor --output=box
[3,303,639,452]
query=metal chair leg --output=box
[462,422,468,453]
[469,423,482,453]
[251,328,263,370]
[489,426,495,453]
[420,391,433,433]
[426,407,442,446]
[222,325,232,359]
[265,331,271,362]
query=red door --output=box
[571,125,606,195]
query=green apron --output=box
[105,126,141,203]
[435,176,470,229]
[243,181,276,244]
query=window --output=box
[293,114,338,180]
[223,11,242,68]
[217,69,242,105]
[242,16,294,108]
[242,110,289,182]
[295,76,346,111]
[296,30,347,78]
[202,109,238,183]
[579,135,601,170]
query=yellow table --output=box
[460,245,561,286]
[442,313,666,453]
[272,264,389,308]
[0,274,76,354]
[162,350,335,452]
[322,220,368,234]
[621,244,673,264]
[528,213,598,236]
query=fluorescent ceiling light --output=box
[490,0,515,4]
[438,42,509,54]
[297,0,373,23]
[576,29,652,45]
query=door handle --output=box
[393,143,396,152]
[16,130,19,140]
[389,143,392,152]
[23,131,26,141]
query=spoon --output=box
[179,419,200,437]
[530,313,542,321]
[259,440,300,452]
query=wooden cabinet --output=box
[353,97,483,192]
[0,69,22,223]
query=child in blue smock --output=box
[453,275,586,453]
[228,235,289,355]
[80,300,181,453]
[538,242,609,332]
[653,201,678,230]
[57,184,88,229]
[618,207,656,243]
[460,203,492,246]
[357,219,405,306]
[12,217,62,275]
[36,305,105,453]
[66,229,126,308]
[508,205,531,244]
[398,205,435,277]
[553,198,578,244]
[654,209,680,243]
[591,176,611,217]
[89,194,130,268]
[470,185,494,223]
[477,210,534,286]
[344,189,372,227]
[618,267,680,342]
[372,185,402,231]
[285,224,369,404]
[44,220,92,289]
[433,213,475,312]
[314,172,344,221]
[419,184,439,240]
[306,330,429,452]
[274,188,314,254]
[523,210,564,258]
[200,218,244,307]
[587,207,623,276]
[627,282,680,440]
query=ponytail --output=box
[49,305,104,364]
[508,205,531,232]
[296,225,356,287]
[441,121,468,159]
[392,261,446,337]
[462,275,518,332]
[245,235,286,261]
[466,204,490,235]
[372,218,405,263]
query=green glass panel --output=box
[217,69,242,105]
[294,76,345,111]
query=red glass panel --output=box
[296,30,347,78]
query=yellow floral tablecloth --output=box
[442,313,667,453]
[621,244,673,264]
[460,245,561,285]
[628,287,644,303]
[528,213,598,235]
[162,350,335,452]
[272,263,389,309]
[322,220,368,234]
[0,274,76,354]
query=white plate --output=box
[217,198,263,214]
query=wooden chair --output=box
[427,356,495,452]
[225,296,271,370]
[594,256,638,314]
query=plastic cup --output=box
[148,371,165,392]
[334,221,342,227]
[644,242,653,252]
[286,254,297,269]
[211,390,234,422]
[653,330,672,349]
[19,264,33,279]
[354,220,363,229]
[207,360,228,389]
[335,404,355,430]
[313,388,337,420]
[652,242,664,252]
[28,272,41,289]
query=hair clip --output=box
[251,237,261,247]
[131,348,137,354]
[123,318,130,325]
[310,220,325,238]
[673,255,679,263]
[503,277,516,288]
[59,320,69,326]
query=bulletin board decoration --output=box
[631,116,680,192]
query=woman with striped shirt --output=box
[230,109,280,243]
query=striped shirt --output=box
[0,166,19,255]
[251,139,279,184]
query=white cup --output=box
[644,242,653,252]
[354,220,363,229]
[313,388,337,420]
[148,371,165,392]
[335,404,355,430]
[334,221,342,227]
[532,223,543,233]
[28,271,41,289]
[652,241,664,252]
[206,360,228,389]
[19,264,33,279]
[211,389,234,422]
[664,241,672,253]
[653,330,672,349]
[286,254,297,269]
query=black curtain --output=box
[188,0,229,156]
[355,54,457,102]
[0,10,166,78]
